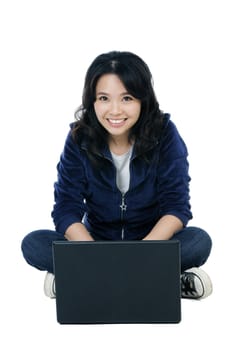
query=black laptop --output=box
[53,240,181,324]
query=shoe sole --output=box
[44,272,56,298]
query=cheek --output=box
[94,103,106,118]
[131,104,141,120]
[137,106,142,118]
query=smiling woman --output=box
[72,51,165,164]
[21,51,212,300]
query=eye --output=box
[98,95,108,102]
[122,95,133,102]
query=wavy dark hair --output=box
[72,51,165,165]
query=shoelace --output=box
[181,273,199,298]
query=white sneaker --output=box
[181,267,213,299]
[44,272,56,298]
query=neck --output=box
[109,135,133,156]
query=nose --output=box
[109,100,121,116]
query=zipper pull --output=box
[120,194,127,240]
[120,195,127,212]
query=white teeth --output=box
[108,119,125,124]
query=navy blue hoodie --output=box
[52,116,192,240]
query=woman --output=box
[21,51,212,299]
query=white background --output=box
[0,0,231,348]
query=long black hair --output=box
[72,51,165,165]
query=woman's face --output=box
[94,74,141,141]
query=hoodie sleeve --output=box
[157,120,193,226]
[51,130,87,234]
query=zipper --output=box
[120,193,127,240]
[99,152,129,240]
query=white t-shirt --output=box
[111,147,133,194]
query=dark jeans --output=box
[21,227,212,274]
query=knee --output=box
[21,231,40,263]
[187,227,213,267]
[21,230,53,266]
[197,228,212,258]
[175,226,213,271]
[21,229,65,272]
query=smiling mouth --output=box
[107,118,128,127]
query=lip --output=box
[107,118,127,128]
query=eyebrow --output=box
[96,91,131,96]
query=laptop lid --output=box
[53,240,181,324]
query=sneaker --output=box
[181,267,213,299]
[44,272,56,298]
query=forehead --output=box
[95,74,127,92]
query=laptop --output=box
[53,240,181,324]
